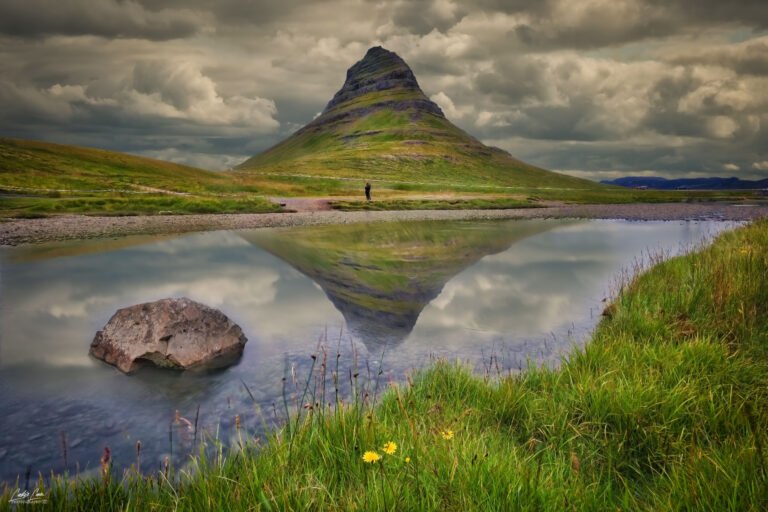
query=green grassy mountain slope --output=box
[0,138,280,216]
[0,137,236,194]
[237,46,598,190]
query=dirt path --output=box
[268,193,539,212]
[1,203,766,246]
[269,197,334,212]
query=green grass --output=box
[0,138,287,216]
[330,197,542,211]
[3,220,766,510]
[2,137,763,217]
[0,138,242,194]
[229,173,763,204]
[0,194,281,217]
[523,187,764,204]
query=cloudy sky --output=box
[1,0,767,180]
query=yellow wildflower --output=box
[382,441,397,455]
[405,457,411,463]
[441,430,454,440]
[362,451,381,463]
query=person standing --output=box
[365,181,372,201]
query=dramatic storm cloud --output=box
[0,0,766,179]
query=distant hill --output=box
[0,138,284,217]
[602,176,768,190]
[238,46,600,190]
[0,137,235,194]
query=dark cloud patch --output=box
[206,0,312,25]
[137,0,345,28]
[642,111,709,138]
[475,57,550,104]
[386,0,462,36]
[0,0,203,40]
[654,0,768,30]
[463,0,768,52]
[508,16,677,50]
[472,100,621,143]
[641,70,707,137]
[668,37,768,76]
[496,136,768,180]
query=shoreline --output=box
[2,202,767,246]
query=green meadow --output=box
[2,138,761,218]
[0,138,283,217]
[3,219,765,511]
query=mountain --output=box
[241,220,557,350]
[237,46,598,190]
[601,176,768,190]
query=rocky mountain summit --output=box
[321,46,445,119]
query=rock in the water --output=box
[90,298,247,374]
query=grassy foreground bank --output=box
[0,194,282,218]
[3,221,767,510]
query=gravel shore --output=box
[2,202,767,246]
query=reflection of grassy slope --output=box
[242,220,558,344]
[7,234,180,263]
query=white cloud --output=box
[69,61,280,129]
[706,116,739,139]
[753,161,768,171]
[722,163,740,171]
[430,91,473,121]
[136,148,247,170]
[3,58,272,134]
[430,0,459,21]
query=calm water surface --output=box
[0,218,734,482]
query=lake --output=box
[0,218,736,483]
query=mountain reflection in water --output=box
[241,220,560,350]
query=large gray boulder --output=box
[90,298,247,374]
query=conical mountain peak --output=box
[237,47,596,193]
[322,46,439,115]
[323,46,444,117]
